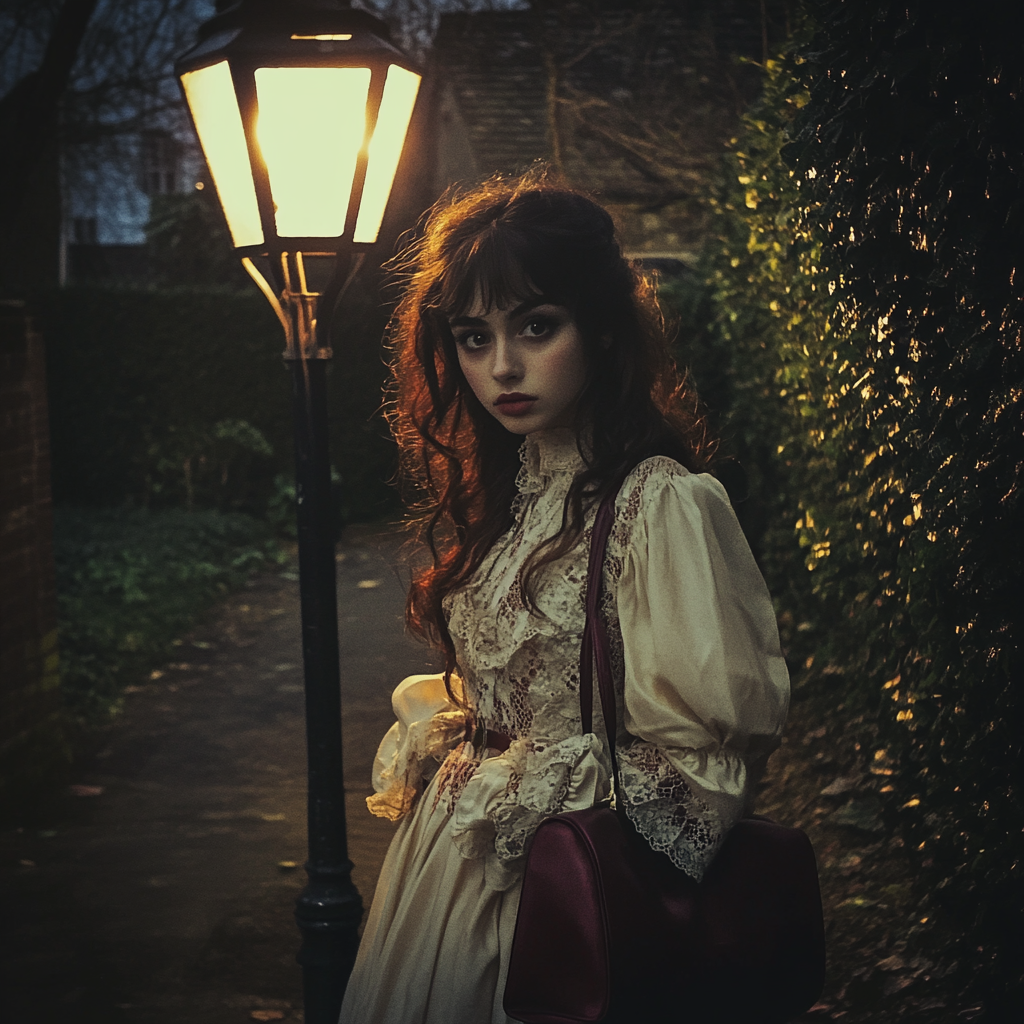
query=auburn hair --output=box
[385,171,714,691]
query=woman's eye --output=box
[521,317,555,338]
[456,331,487,351]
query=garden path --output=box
[1,525,434,1024]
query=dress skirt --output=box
[339,767,523,1024]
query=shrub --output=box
[665,3,1023,1014]
[789,2,1024,1011]
[53,506,285,719]
[41,282,401,524]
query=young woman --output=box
[338,175,789,1024]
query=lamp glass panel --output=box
[255,66,370,238]
[180,61,263,248]
[354,65,421,244]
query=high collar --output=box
[516,428,587,495]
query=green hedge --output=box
[52,506,284,718]
[665,5,1022,1015]
[789,3,1023,1013]
[41,281,401,525]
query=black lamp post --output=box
[174,3,421,1021]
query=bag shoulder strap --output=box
[579,481,626,775]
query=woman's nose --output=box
[491,337,522,381]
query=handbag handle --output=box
[579,482,626,784]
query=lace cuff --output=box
[616,742,725,881]
[366,673,468,822]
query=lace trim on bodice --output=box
[371,449,741,886]
[514,427,588,496]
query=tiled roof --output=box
[432,1,788,202]
[432,11,548,176]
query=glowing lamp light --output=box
[175,0,421,257]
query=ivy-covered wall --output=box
[673,3,1021,1015]
[790,2,1023,1011]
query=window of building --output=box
[139,131,181,195]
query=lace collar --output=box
[515,428,587,495]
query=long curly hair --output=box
[386,171,714,687]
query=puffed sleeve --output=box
[615,465,789,880]
[366,673,469,822]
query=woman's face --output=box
[450,295,588,435]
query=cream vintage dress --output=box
[339,428,789,1024]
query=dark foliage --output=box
[789,1,1024,1014]
[657,2,1023,1016]
[146,186,253,291]
[41,282,401,525]
[52,505,282,718]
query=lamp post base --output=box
[296,860,363,1024]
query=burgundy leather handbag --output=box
[503,485,826,1024]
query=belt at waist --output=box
[463,721,513,753]
[484,729,512,753]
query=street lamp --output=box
[175,2,421,1021]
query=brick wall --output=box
[0,301,65,809]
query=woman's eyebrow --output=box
[448,313,486,328]
[448,297,556,329]
[509,296,557,318]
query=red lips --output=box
[495,392,538,416]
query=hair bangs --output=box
[435,222,543,319]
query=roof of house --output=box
[430,0,790,259]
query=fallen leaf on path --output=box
[884,975,915,996]
[357,579,381,589]
[820,774,862,796]
[837,853,863,875]
[826,798,885,832]
[877,954,906,971]
[838,895,878,908]
[70,784,104,797]
[251,1011,285,1021]
[223,996,289,1011]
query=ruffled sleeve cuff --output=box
[616,742,727,882]
[366,673,468,823]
